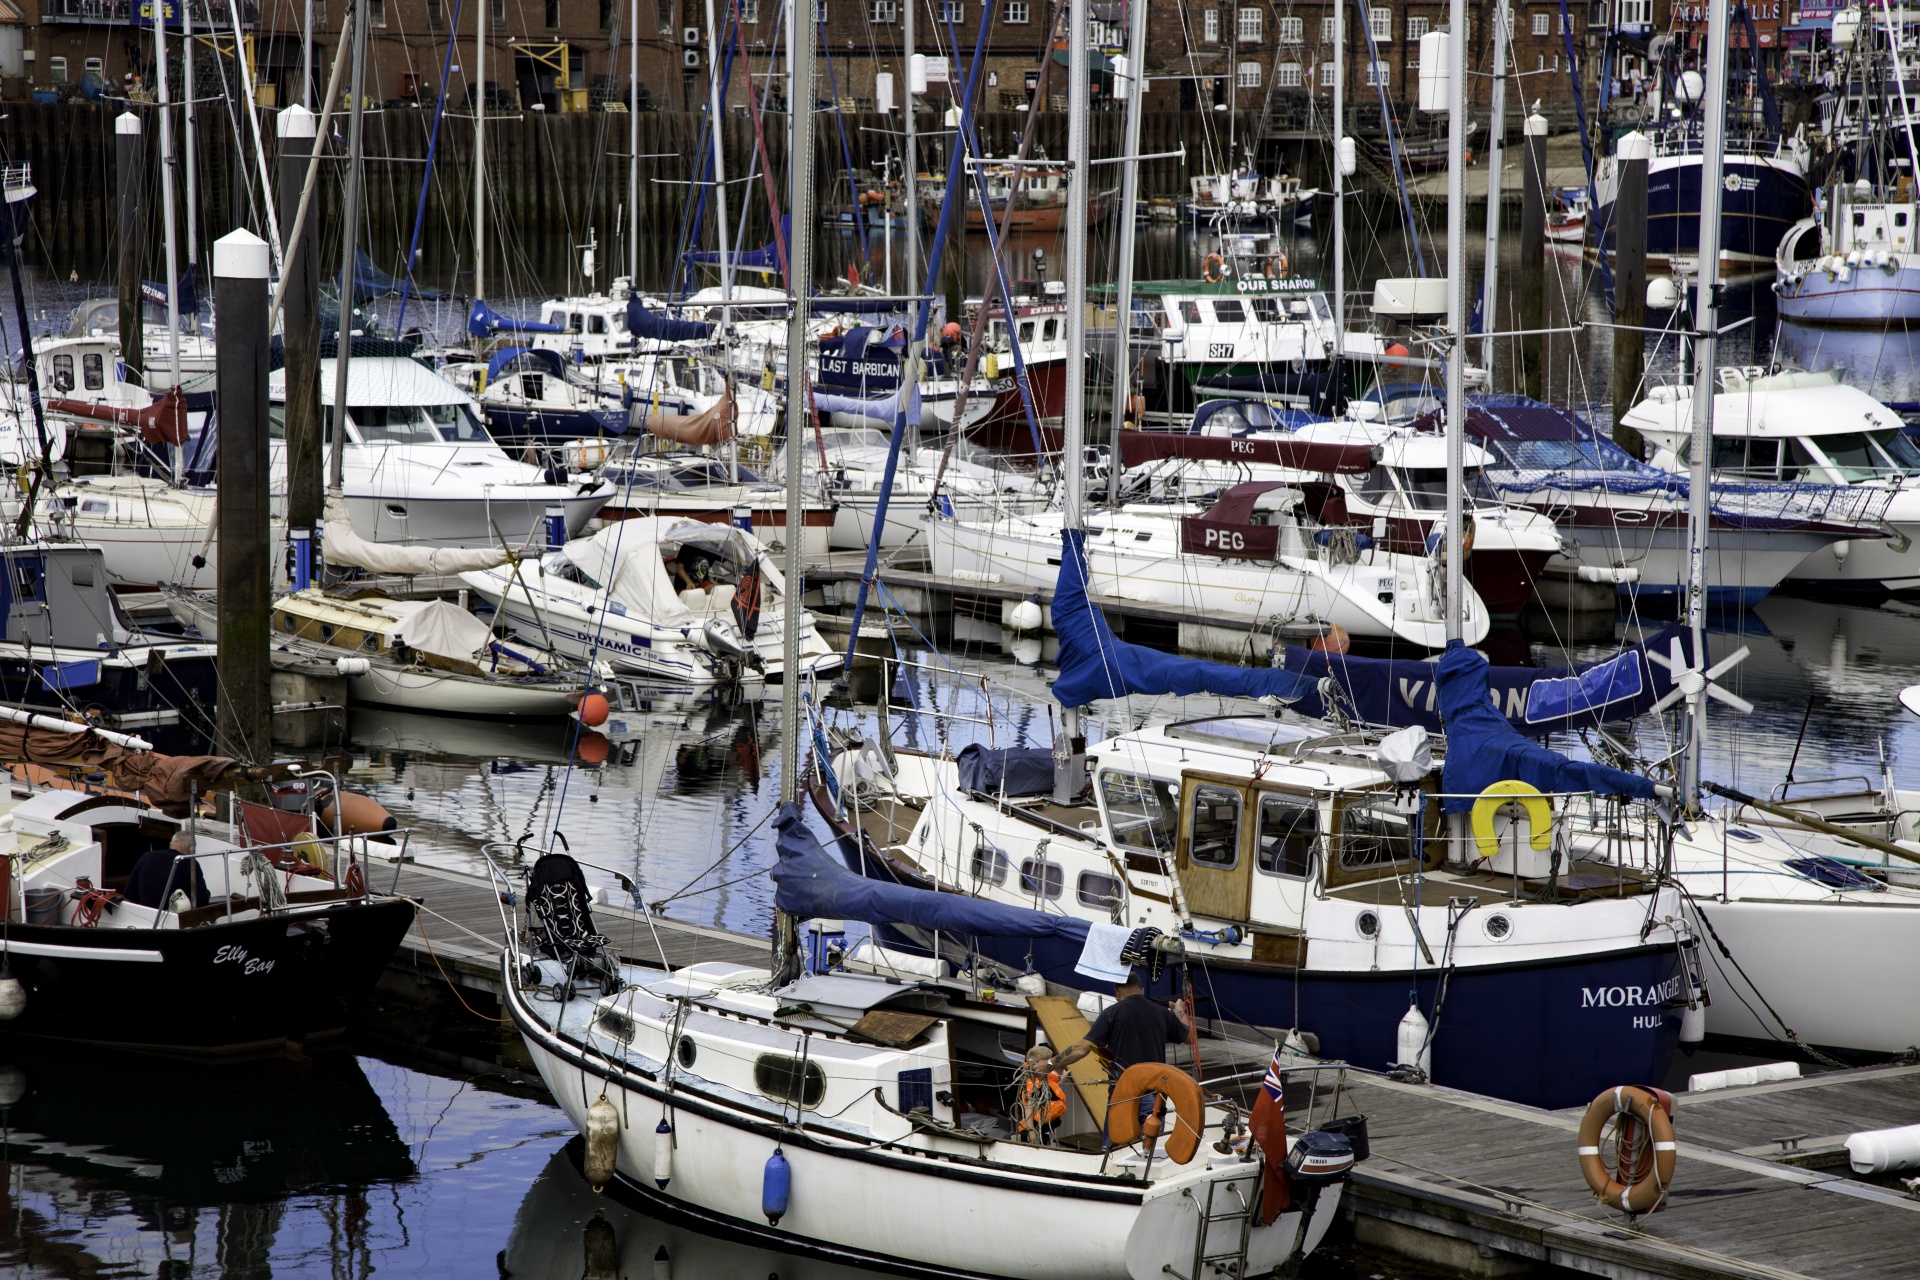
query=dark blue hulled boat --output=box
[811,528,1705,1111]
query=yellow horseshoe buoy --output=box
[1470,780,1553,860]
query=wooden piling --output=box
[213,229,274,762]
[1611,129,1651,459]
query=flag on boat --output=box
[1248,1044,1291,1224]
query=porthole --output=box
[1355,910,1380,939]
[677,1036,697,1069]
[1483,914,1513,941]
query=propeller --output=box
[1646,636,1753,716]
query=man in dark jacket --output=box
[1047,974,1188,1080]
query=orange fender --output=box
[319,789,397,838]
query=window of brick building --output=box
[1237,6,1261,41]
[1237,60,1261,86]
[1368,6,1390,39]
[1278,15,1302,42]
[1532,11,1549,34]
[1275,60,1301,86]
[1005,0,1028,20]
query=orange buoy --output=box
[1309,624,1351,655]
[319,789,398,837]
[1577,1086,1676,1213]
[1385,342,1411,360]
[942,321,962,340]
[575,731,611,765]
[578,692,611,727]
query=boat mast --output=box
[629,0,639,283]
[154,0,183,481]
[1331,0,1343,353]
[1442,0,1465,643]
[1057,0,1090,757]
[183,0,197,294]
[1103,0,1147,506]
[474,0,486,305]
[773,0,816,982]
[704,0,733,330]
[1479,0,1510,372]
[1682,0,1731,814]
[329,0,371,494]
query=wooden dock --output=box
[368,860,1920,1278]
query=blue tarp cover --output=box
[1434,640,1657,813]
[626,300,715,342]
[1050,528,1321,708]
[141,263,199,314]
[955,744,1057,797]
[1284,624,1680,735]
[468,299,564,337]
[770,803,1089,941]
[686,215,792,273]
[484,346,569,384]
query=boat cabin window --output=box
[522,373,547,401]
[753,1053,827,1108]
[1186,783,1242,869]
[1251,297,1282,322]
[1019,857,1064,899]
[1708,436,1780,479]
[1356,464,1397,505]
[970,840,1010,885]
[1018,321,1035,344]
[1397,466,1487,510]
[82,352,105,391]
[1809,429,1920,481]
[1256,792,1318,878]
[1213,300,1246,324]
[1042,318,1059,342]
[1311,295,1333,323]
[588,314,608,334]
[541,552,603,589]
[1179,301,1203,325]
[10,557,42,602]
[428,403,491,442]
[1333,794,1436,876]
[1077,870,1123,909]
[1098,770,1176,854]
[348,405,452,445]
[50,354,73,392]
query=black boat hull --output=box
[0,896,416,1053]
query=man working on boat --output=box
[1046,973,1188,1088]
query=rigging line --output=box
[395,0,468,335]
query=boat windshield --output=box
[1397,466,1498,508]
[1809,429,1920,481]
[540,552,603,589]
[338,404,475,445]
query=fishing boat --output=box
[460,517,839,684]
[1775,183,1920,326]
[920,160,1116,232]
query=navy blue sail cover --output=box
[685,215,792,272]
[771,804,1089,941]
[1434,640,1657,813]
[626,300,715,342]
[1050,529,1321,708]
[1283,624,1684,736]
[955,744,1056,797]
[468,299,564,336]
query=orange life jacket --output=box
[1020,1071,1066,1131]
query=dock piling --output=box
[1610,129,1651,459]
[214,228,274,762]
[114,112,145,384]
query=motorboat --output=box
[499,806,1353,1279]
[800,427,1046,552]
[1618,368,1920,595]
[1457,395,1892,608]
[597,450,837,558]
[929,480,1490,650]
[460,517,840,684]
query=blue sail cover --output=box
[354,248,444,302]
[485,345,569,384]
[141,263,199,314]
[1050,528,1321,708]
[469,299,564,337]
[686,215,792,273]
[1434,640,1657,813]
[1283,624,1684,736]
[771,803,1090,941]
[627,300,715,342]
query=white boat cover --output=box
[322,493,509,574]
[561,517,785,626]
[388,598,496,663]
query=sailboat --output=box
[500,8,1354,1274]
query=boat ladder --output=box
[1170,1174,1257,1280]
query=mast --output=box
[474,0,486,303]
[774,0,816,983]
[329,0,371,493]
[1683,0,1731,813]
[154,0,183,465]
[629,0,640,283]
[904,0,917,293]
[1479,0,1509,371]
[182,0,197,285]
[1061,0,1089,533]
[303,0,314,107]
[1331,0,1343,345]
[704,0,733,327]
[1103,0,1147,506]
[1442,0,1465,642]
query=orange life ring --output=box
[1576,1086,1676,1213]
[1265,251,1289,279]
[1202,253,1226,284]
[1105,1062,1205,1164]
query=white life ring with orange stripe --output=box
[1576,1085,1676,1213]
[1265,251,1289,279]
[1202,253,1226,284]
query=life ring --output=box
[1202,253,1226,284]
[1265,251,1289,279]
[1105,1062,1205,1164]
[1469,779,1552,860]
[1577,1086,1676,1212]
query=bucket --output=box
[24,887,62,926]
[1318,1113,1370,1162]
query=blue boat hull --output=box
[1776,260,1920,325]
[482,404,630,444]
[1595,151,1810,264]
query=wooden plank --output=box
[1027,994,1109,1117]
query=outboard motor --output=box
[699,617,763,671]
[1285,1129,1356,1188]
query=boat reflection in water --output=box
[503,1143,887,1280]
[0,1042,414,1276]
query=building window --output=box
[741,0,759,17]
[1275,60,1301,86]
[870,0,896,18]
[368,0,386,25]
[1406,15,1427,40]
[1203,7,1219,41]
[545,0,559,27]
[1005,0,1028,20]
[1237,6,1262,41]
[1618,0,1649,23]
[1237,59,1261,86]
[1320,61,1335,85]
[427,0,443,26]
[938,0,961,18]
[1320,14,1336,40]
[1532,11,1549,34]
[83,56,104,77]
[491,0,506,27]
[1368,6,1390,40]
[47,57,66,83]
[1366,59,1383,84]
[1558,9,1568,32]
[1278,15,1302,42]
